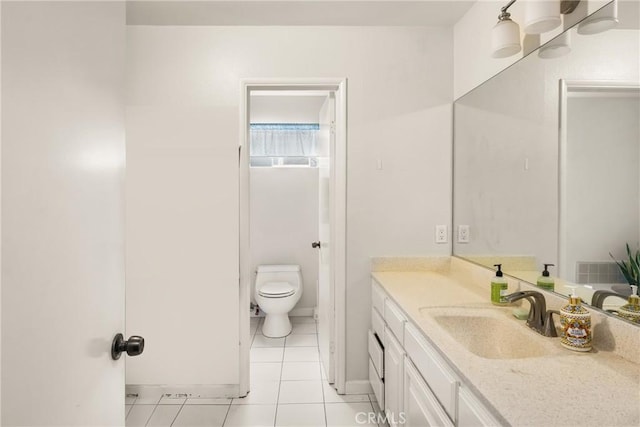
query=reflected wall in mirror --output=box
[453,0,640,320]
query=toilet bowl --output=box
[254,265,303,337]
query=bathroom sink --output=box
[420,307,552,359]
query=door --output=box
[2,2,127,425]
[317,93,336,383]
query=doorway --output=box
[239,80,347,397]
[558,80,640,285]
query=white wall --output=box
[250,168,319,312]
[453,0,609,98]
[125,106,240,387]
[126,25,453,387]
[251,95,327,123]
[2,2,126,424]
[564,95,640,276]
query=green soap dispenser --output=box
[537,263,555,291]
[491,264,508,305]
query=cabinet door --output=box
[458,387,502,427]
[403,358,454,427]
[384,326,405,427]
[404,323,458,420]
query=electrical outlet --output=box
[458,225,470,243]
[435,225,447,243]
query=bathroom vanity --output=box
[368,257,640,427]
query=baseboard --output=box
[126,384,240,400]
[344,380,373,395]
[290,307,314,317]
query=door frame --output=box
[558,79,640,280]
[238,78,348,396]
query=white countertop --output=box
[372,270,640,427]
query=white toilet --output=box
[254,264,303,338]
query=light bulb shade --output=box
[492,18,522,58]
[577,0,618,35]
[524,0,562,34]
[538,30,571,58]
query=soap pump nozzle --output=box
[566,285,581,305]
[494,264,503,277]
[542,263,554,277]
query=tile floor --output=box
[125,316,381,427]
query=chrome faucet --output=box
[591,290,628,309]
[504,291,556,336]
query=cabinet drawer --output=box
[372,280,386,317]
[368,330,384,379]
[371,308,385,346]
[384,298,407,345]
[369,357,385,408]
[404,323,458,422]
[458,386,501,427]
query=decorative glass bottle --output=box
[559,287,592,352]
[618,285,640,324]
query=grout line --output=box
[273,328,286,427]
[168,400,187,427]
[143,401,160,427]
[125,404,133,420]
[369,400,381,427]
[315,319,328,427]
[220,401,233,427]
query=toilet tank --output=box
[255,265,302,290]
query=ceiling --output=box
[126,0,477,26]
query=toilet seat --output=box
[258,281,295,298]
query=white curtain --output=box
[250,124,319,157]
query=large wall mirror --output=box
[453,0,640,322]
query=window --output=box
[249,123,319,167]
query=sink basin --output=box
[421,307,552,359]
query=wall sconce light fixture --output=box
[524,0,562,34]
[492,0,522,58]
[538,30,572,58]
[491,0,589,58]
[577,0,618,35]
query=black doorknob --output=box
[111,333,145,360]
[311,241,321,249]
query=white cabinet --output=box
[372,280,387,316]
[384,298,407,345]
[384,326,405,427]
[369,358,385,409]
[403,358,454,427]
[458,387,501,427]
[404,323,459,421]
[370,280,388,408]
[368,330,384,379]
[371,279,504,426]
[372,307,385,346]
